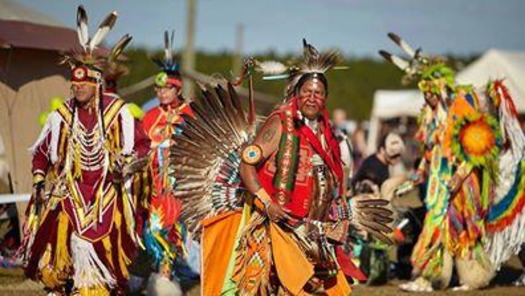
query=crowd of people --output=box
[1,5,524,296]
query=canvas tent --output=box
[0,1,82,195]
[0,1,80,232]
[0,134,8,189]
[366,90,424,152]
[456,49,525,113]
[367,49,525,151]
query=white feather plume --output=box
[391,54,411,72]
[76,5,89,51]
[256,61,288,75]
[88,11,118,53]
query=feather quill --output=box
[89,11,118,52]
[387,32,417,58]
[76,5,89,51]
[164,30,172,64]
[108,34,132,63]
[379,50,410,72]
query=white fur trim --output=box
[120,104,135,155]
[71,233,116,289]
[147,273,183,296]
[29,111,63,164]
[455,255,495,289]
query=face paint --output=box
[298,78,326,120]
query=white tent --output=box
[0,134,8,184]
[367,90,423,152]
[456,49,525,113]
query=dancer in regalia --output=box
[20,6,150,295]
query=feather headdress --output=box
[257,39,344,98]
[152,30,182,88]
[379,33,455,91]
[103,34,133,93]
[60,5,124,85]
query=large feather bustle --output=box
[169,81,256,239]
[484,80,525,269]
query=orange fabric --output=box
[443,96,477,158]
[325,271,352,296]
[142,103,192,142]
[269,223,314,295]
[258,140,315,218]
[201,211,242,296]
[269,223,351,295]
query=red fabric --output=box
[292,97,343,182]
[142,102,192,144]
[494,80,518,117]
[258,129,315,218]
[30,95,151,241]
[133,118,151,158]
[142,103,192,226]
[31,131,52,175]
[167,77,183,88]
[256,100,344,218]
[336,246,367,282]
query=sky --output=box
[13,0,525,57]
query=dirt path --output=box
[1,266,523,295]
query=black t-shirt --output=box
[352,154,389,189]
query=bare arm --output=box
[240,115,299,223]
[240,114,282,194]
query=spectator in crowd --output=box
[351,132,405,285]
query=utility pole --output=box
[183,0,196,98]
[232,23,244,78]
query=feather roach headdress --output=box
[257,39,344,98]
[60,5,122,85]
[379,33,455,93]
[59,5,131,139]
[152,30,182,88]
